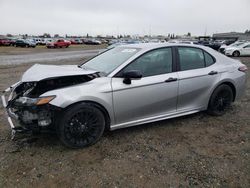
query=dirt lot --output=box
[0,46,249,187]
[0,44,107,55]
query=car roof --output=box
[119,42,209,51]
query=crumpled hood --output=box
[21,64,98,82]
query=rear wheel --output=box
[207,84,233,116]
[232,51,240,57]
[57,103,105,148]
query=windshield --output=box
[81,47,140,75]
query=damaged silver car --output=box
[1,43,247,148]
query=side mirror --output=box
[123,70,142,84]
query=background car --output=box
[84,39,102,45]
[46,39,71,48]
[70,38,83,44]
[219,41,247,54]
[34,38,43,45]
[15,39,36,48]
[0,38,12,46]
[225,42,250,56]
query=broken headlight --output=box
[15,96,56,106]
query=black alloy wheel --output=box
[207,84,233,116]
[232,51,240,57]
[58,103,105,148]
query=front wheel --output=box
[207,84,233,116]
[232,51,240,57]
[57,103,105,148]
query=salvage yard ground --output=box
[0,46,249,187]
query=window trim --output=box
[114,47,176,78]
[175,46,216,72]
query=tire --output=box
[207,84,233,116]
[57,103,105,148]
[232,51,240,57]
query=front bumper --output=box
[1,82,21,139]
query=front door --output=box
[111,47,179,126]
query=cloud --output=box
[0,0,249,36]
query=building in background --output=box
[213,32,250,41]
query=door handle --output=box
[165,77,178,82]
[208,71,218,75]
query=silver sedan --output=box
[1,43,247,148]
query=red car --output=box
[46,39,71,48]
[0,38,11,46]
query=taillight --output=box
[238,65,248,72]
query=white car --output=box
[219,41,246,54]
[225,42,250,57]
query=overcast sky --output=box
[0,0,249,36]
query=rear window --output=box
[204,52,215,66]
[178,47,205,71]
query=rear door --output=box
[111,47,179,125]
[176,46,221,111]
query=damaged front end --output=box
[1,73,99,139]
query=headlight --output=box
[15,96,56,106]
[36,96,56,105]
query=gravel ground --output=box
[0,47,249,187]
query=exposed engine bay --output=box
[5,73,100,133]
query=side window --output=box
[178,47,205,71]
[204,51,215,66]
[244,45,250,48]
[121,48,172,77]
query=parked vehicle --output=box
[219,41,247,54]
[84,39,102,45]
[34,38,42,45]
[0,38,12,46]
[15,39,36,48]
[1,43,247,148]
[70,39,83,44]
[225,42,250,57]
[9,38,17,46]
[40,39,46,45]
[45,38,54,44]
[46,39,71,48]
